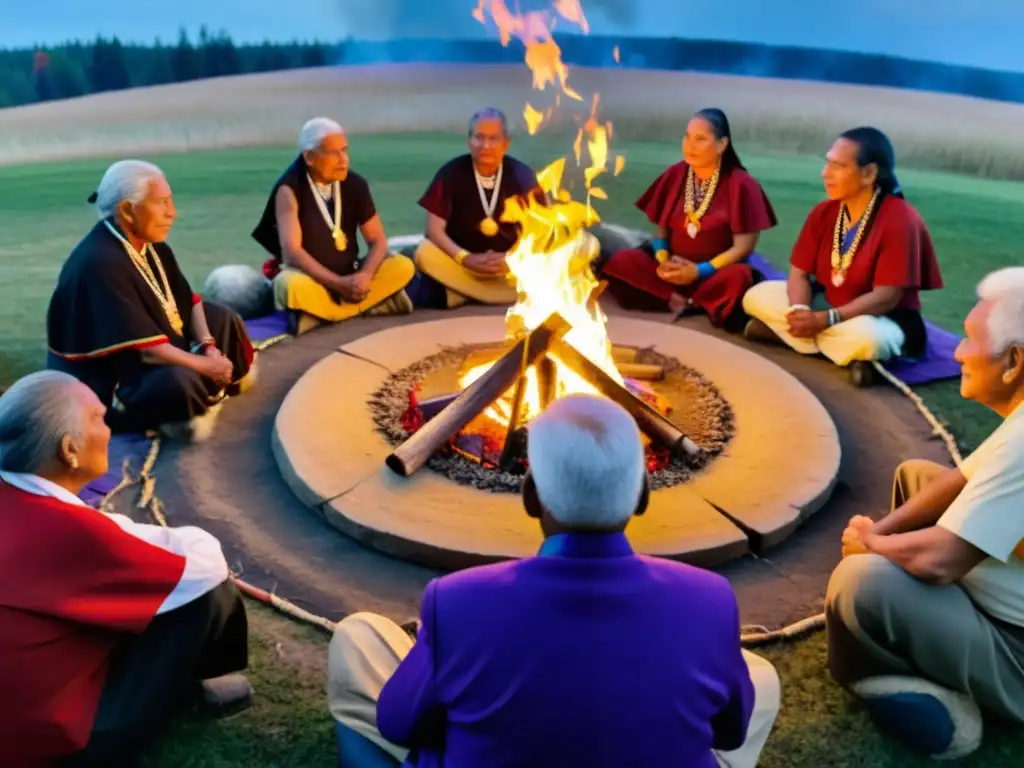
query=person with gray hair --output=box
[412,106,541,309]
[252,116,416,335]
[324,394,780,768]
[0,370,252,765]
[46,159,257,439]
[827,266,1024,760]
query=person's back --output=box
[402,538,749,767]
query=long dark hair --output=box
[693,108,744,171]
[838,126,904,199]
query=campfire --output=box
[384,0,701,478]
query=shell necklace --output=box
[683,163,720,238]
[474,162,503,237]
[104,220,183,336]
[831,188,880,287]
[306,173,347,251]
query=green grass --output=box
[1,134,1021,765]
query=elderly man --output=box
[0,371,251,766]
[252,117,415,334]
[827,266,1024,760]
[46,159,256,440]
[326,394,780,768]
[412,107,540,309]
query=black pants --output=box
[60,580,249,767]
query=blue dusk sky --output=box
[3,0,1023,73]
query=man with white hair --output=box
[0,371,251,766]
[412,107,541,309]
[325,394,780,767]
[827,266,1024,760]
[46,159,256,439]
[252,117,416,335]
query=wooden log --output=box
[615,362,664,381]
[497,342,533,471]
[386,313,572,476]
[549,338,701,457]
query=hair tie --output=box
[87,191,98,204]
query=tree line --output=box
[0,28,333,108]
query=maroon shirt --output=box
[790,196,944,311]
[635,162,777,262]
[418,154,539,254]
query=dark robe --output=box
[790,195,944,358]
[252,155,378,279]
[600,162,777,331]
[417,153,540,254]
[46,220,254,433]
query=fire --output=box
[462,0,628,430]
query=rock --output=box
[591,223,647,261]
[202,265,273,319]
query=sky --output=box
[3,0,1024,73]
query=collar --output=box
[537,532,634,559]
[0,471,88,508]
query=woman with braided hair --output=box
[742,127,944,386]
[600,107,778,332]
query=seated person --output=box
[742,127,944,386]
[47,159,256,439]
[413,107,540,309]
[826,268,1024,760]
[326,395,781,768]
[252,117,415,335]
[0,371,251,766]
[600,108,777,332]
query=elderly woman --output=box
[600,108,778,332]
[742,127,944,386]
[46,159,256,438]
[325,395,780,768]
[0,371,251,766]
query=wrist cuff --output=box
[696,262,717,280]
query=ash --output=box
[368,345,735,493]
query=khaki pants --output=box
[413,239,517,308]
[741,281,905,366]
[327,612,781,768]
[825,459,1024,722]
[272,253,415,321]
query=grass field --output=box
[2,67,1024,765]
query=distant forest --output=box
[3,29,1024,110]
[0,28,333,108]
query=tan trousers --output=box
[825,459,1024,722]
[327,612,781,768]
[741,280,905,366]
[413,239,517,308]
[272,253,415,321]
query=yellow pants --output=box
[413,239,517,308]
[272,254,415,321]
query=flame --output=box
[463,0,627,429]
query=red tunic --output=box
[790,196,944,310]
[635,161,778,260]
[0,483,186,764]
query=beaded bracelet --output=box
[827,308,841,326]
[454,249,469,266]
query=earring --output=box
[68,455,79,470]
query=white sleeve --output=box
[103,514,230,613]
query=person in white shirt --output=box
[826,266,1024,760]
[0,370,252,766]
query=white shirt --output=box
[0,471,229,615]
[937,403,1024,627]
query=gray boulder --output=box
[202,264,274,319]
[591,223,647,261]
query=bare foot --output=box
[668,293,687,314]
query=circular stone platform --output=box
[272,314,841,570]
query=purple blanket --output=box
[748,253,960,385]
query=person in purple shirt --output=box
[326,394,781,767]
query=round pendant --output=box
[479,217,499,237]
[831,270,846,288]
[686,222,699,239]
[334,231,348,251]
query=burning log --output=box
[549,338,701,458]
[386,313,571,477]
[615,362,664,381]
[459,343,639,379]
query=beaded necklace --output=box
[683,163,720,238]
[104,220,183,335]
[830,188,880,287]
